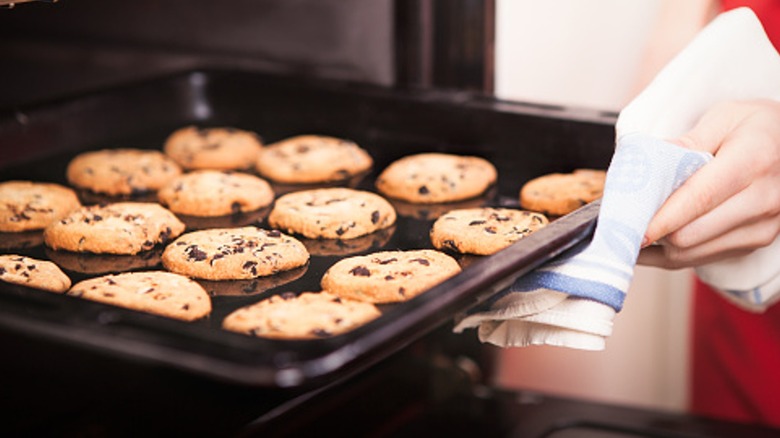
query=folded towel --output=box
[454,7,780,349]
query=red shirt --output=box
[690,0,780,428]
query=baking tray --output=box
[0,69,615,389]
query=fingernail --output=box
[641,236,650,248]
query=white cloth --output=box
[453,7,780,350]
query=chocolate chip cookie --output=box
[164,126,264,170]
[320,249,461,303]
[520,169,606,216]
[158,170,275,217]
[66,148,182,196]
[430,207,549,255]
[161,226,310,280]
[67,271,211,321]
[43,202,185,255]
[222,291,381,339]
[0,180,81,232]
[375,153,497,203]
[268,188,396,239]
[255,135,373,183]
[0,254,71,292]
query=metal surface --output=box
[0,69,615,389]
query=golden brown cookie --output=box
[43,202,185,255]
[0,254,71,293]
[268,188,396,240]
[255,135,373,184]
[430,207,549,255]
[161,227,310,280]
[520,169,606,216]
[222,291,381,339]
[163,126,264,171]
[67,271,211,321]
[158,170,275,217]
[320,249,461,303]
[375,153,497,204]
[0,181,81,232]
[66,149,182,196]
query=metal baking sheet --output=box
[0,69,614,388]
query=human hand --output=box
[637,99,780,269]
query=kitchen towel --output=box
[453,7,780,349]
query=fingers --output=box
[643,146,752,245]
[643,102,768,244]
[638,217,780,269]
[638,100,780,268]
[662,173,780,248]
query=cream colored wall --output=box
[493,0,701,412]
[495,0,660,111]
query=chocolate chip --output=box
[384,275,394,281]
[267,230,281,238]
[371,210,380,224]
[376,258,397,265]
[0,267,5,276]
[210,253,225,265]
[468,220,486,226]
[182,304,190,311]
[280,292,296,300]
[484,226,497,234]
[349,266,371,276]
[418,185,429,195]
[185,245,208,261]
[398,287,406,296]
[409,258,430,266]
[242,261,258,276]
[231,201,242,214]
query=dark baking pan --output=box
[0,69,615,388]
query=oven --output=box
[1,1,778,437]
